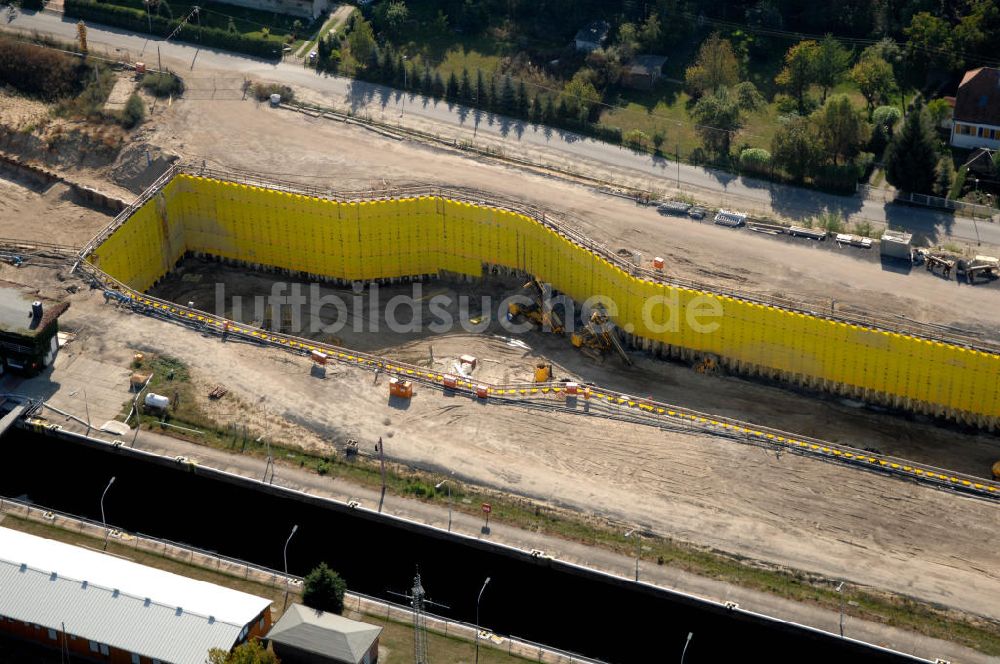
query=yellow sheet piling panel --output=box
[88,174,1000,421]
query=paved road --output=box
[6,10,1000,250]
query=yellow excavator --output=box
[571,309,632,366]
[507,279,564,334]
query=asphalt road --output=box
[6,10,1000,249]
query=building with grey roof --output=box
[0,527,272,664]
[0,280,68,375]
[266,604,382,664]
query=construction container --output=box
[135,62,146,74]
[565,382,579,395]
[460,354,478,369]
[443,375,458,389]
[653,257,665,269]
[475,384,488,399]
[310,350,327,365]
[389,377,413,399]
[880,230,913,260]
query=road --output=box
[6,10,1000,249]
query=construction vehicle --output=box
[507,279,564,334]
[533,362,552,382]
[570,309,632,366]
[966,256,999,284]
[925,254,955,278]
[993,460,1000,480]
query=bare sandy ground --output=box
[17,268,997,621]
[0,173,112,246]
[147,99,1000,340]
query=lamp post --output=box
[624,527,641,582]
[836,581,845,637]
[474,576,490,664]
[400,55,408,118]
[680,632,693,664]
[282,524,299,610]
[100,476,115,551]
[435,479,452,532]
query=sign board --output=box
[481,503,492,514]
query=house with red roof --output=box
[951,67,1000,150]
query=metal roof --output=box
[0,527,272,664]
[267,604,382,664]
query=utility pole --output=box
[837,582,845,637]
[676,141,680,189]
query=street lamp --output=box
[474,576,490,664]
[400,55,408,118]
[435,479,452,532]
[836,581,845,637]
[624,527,641,582]
[680,632,693,664]
[282,524,299,610]
[100,476,115,551]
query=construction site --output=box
[2,49,1000,662]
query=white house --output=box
[950,67,1000,150]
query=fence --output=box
[0,494,607,664]
[860,185,998,220]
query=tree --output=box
[445,71,459,100]
[814,34,851,103]
[499,75,515,112]
[904,12,959,73]
[885,102,938,194]
[431,71,445,98]
[559,70,602,122]
[955,0,1000,62]
[771,114,822,182]
[813,95,870,165]
[849,56,895,112]
[530,95,542,122]
[684,33,740,97]
[121,93,145,129]
[487,74,497,109]
[474,69,487,105]
[639,13,661,50]
[872,105,902,139]
[207,639,278,664]
[291,19,303,38]
[617,22,639,57]
[381,0,409,39]
[459,67,471,102]
[302,563,347,614]
[691,84,762,158]
[925,98,950,128]
[516,80,528,117]
[775,39,819,113]
[935,157,955,197]
[348,18,375,65]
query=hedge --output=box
[63,0,281,59]
[0,35,86,100]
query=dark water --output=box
[0,430,923,664]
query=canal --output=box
[0,429,925,664]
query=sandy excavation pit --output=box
[147,256,1000,479]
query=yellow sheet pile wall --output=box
[88,175,1000,421]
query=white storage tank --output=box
[144,393,170,410]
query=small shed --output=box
[266,604,382,664]
[623,55,668,90]
[0,281,69,375]
[574,20,610,52]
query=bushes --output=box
[0,36,85,100]
[251,82,293,102]
[63,0,281,59]
[141,71,184,97]
[120,93,144,128]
